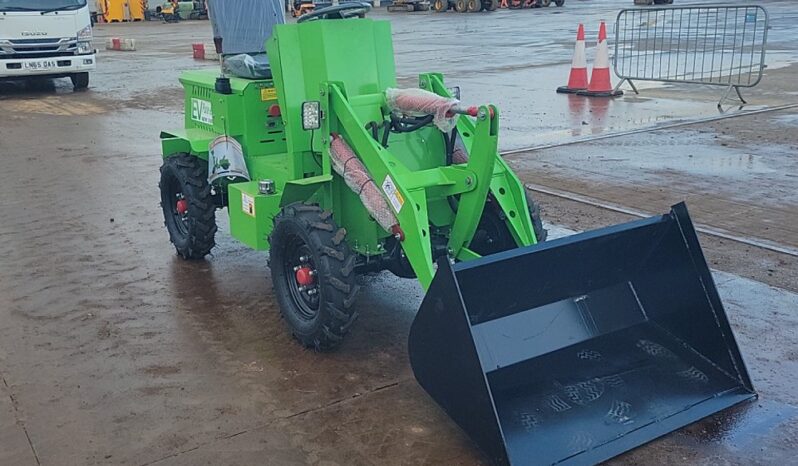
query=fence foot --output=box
[627,79,639,95]
[734,85,747,104]
[614,78,639,95]
[718,85,747,109]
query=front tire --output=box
[159,154,217,259]
[71,72,89,90]
[269,203,360,351]
[469,192,547,256]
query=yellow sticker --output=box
[381,175,404,213]
[260,87,277,101]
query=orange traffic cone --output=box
[557,24,588,94]
[578,21,623,97]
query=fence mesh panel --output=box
[614,5,768,104]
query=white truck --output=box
[0,0,96,89]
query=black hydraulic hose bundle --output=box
[367,114,436,149]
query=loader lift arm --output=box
[422,73,539,250]
[327,82,510,290]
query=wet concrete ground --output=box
[2,1,798,465]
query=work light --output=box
[301,101,321,130]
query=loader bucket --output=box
[408,203,755,466]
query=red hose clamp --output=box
[391,224,405,242]
[465,106,495,119]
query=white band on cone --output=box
[572,41,587,68]
[593,39,609,69]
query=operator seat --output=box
[206,0,285,79]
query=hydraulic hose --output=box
[445,130,459,213]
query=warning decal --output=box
[260,87,277,101]
[381,175,404,213]
[242,193,256,217]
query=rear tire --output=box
[469,192,547,256]
[159,154,217,259]
[433,0,448,11]
[466,0,481,12]
[71,72,89,90]
[269,203,359,351]
[540,0,551,6]
[554,0,564,5]
[484,0,498,11]
[454,0,468,12]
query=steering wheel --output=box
[297,2,371,23]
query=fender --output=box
[160,128,218,159]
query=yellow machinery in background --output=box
[98,0,146,22]
[291,0,315,18]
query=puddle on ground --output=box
[772,113,798,127]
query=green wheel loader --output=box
[159,2,755,464]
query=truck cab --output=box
[0,0,96,89]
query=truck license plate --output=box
[24,60,57,71]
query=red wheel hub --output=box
[176,198,189,215]
[295,266,315,287]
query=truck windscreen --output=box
[0,0,87,11]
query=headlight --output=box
[77,25,92,41]
[302,101,321,131]
[77,41,93,54]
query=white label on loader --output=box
[242,193,256,217]
[381,175,404,213]
[191,98,214,125]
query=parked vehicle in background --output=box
[0,0,96,89]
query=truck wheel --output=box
[433,0,447,11]
[484,0,498,11]
[269,203,360,351]
[454,0,468,12]
[541,0,551,6]
[71,72,89,90]
[470,192,547,256]
[554,0,564,5]
[159,154,217,259]
[466,0,482,11]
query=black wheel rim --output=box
[283,236,320,321]
[471,203,513,256]
[165,174,189,238]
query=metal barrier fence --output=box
[613,5,768,107]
